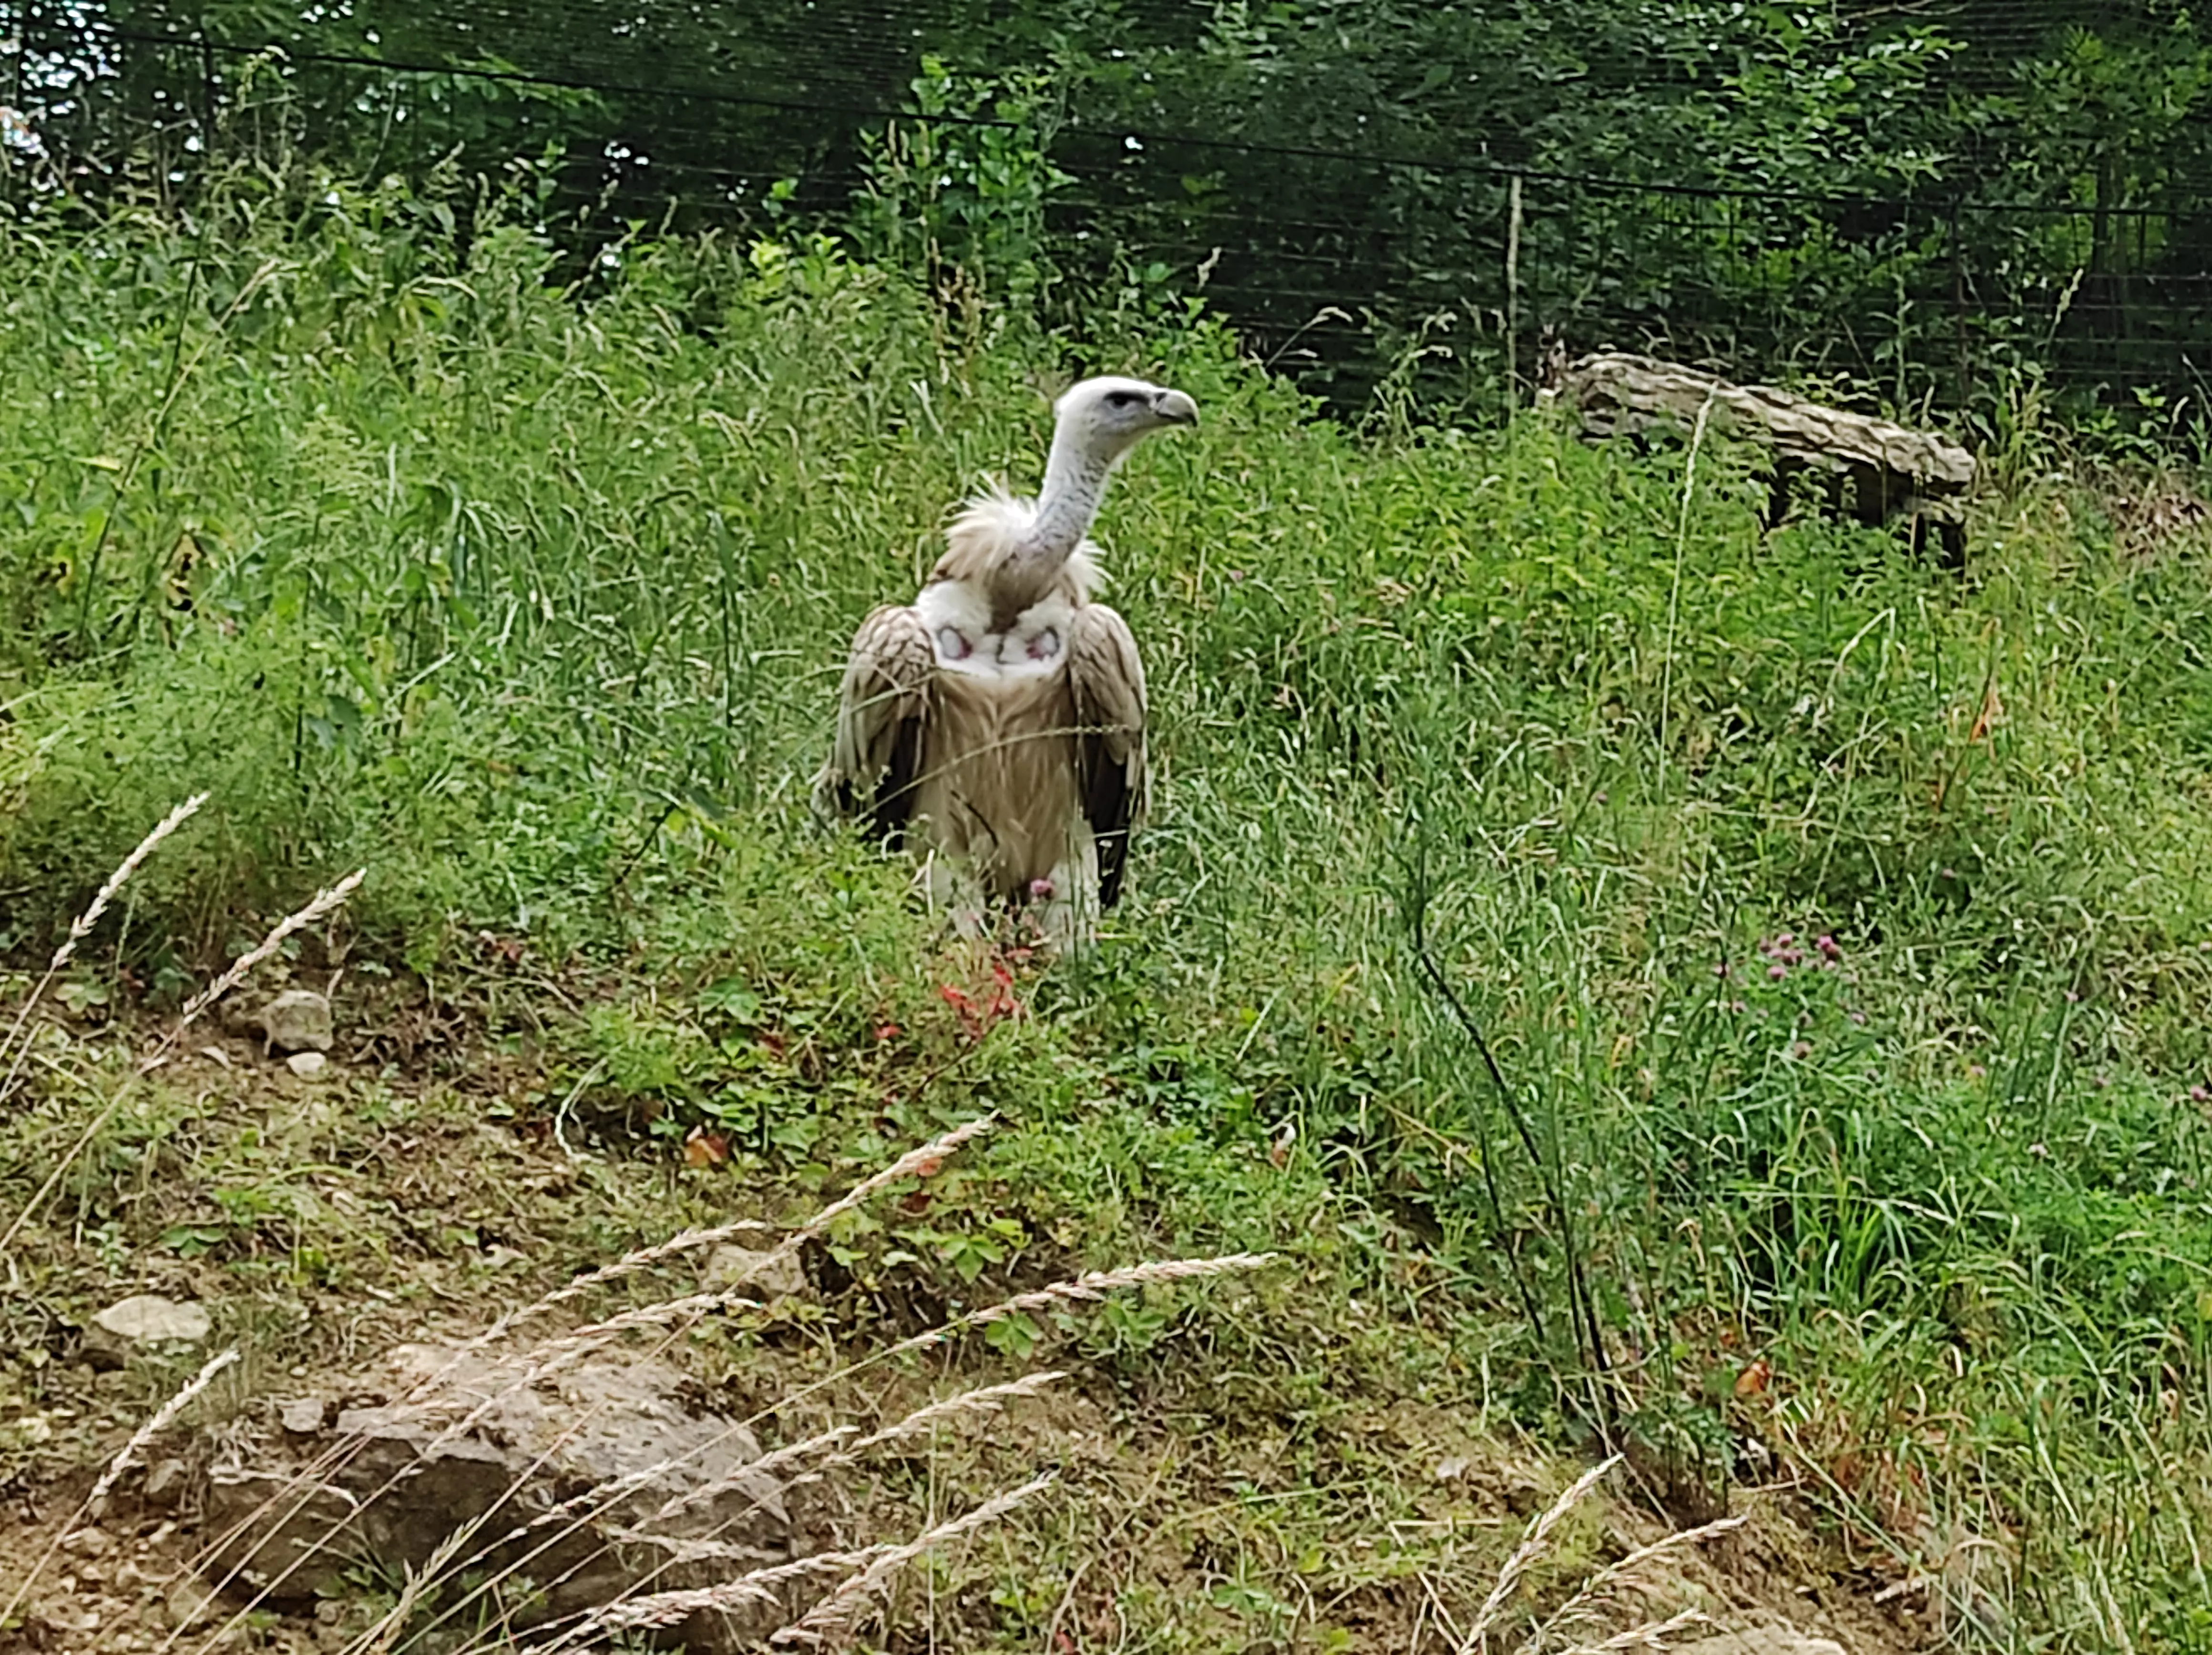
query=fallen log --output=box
[1546,351,1977,567]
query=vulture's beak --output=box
[1151,388,1199,427]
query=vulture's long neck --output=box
[990,426,1114,626]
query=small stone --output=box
[167,1573,219,1630]
[700,1244,808,1301]
[35,1603,100,1636]
[287,1050,329,1079]
[249,990,334,1056]
[143,1460,188,1506]
[280,1397,328,1435]
[82,1296,211,1370]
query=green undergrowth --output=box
[5,171,2212,1650]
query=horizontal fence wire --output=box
[7,1,2212,420]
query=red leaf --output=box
[683,1129,730,1169]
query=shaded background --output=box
[8,0,2212,421]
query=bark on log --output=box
[1548,351,1977,566]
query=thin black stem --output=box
[1402,824,1617,1432]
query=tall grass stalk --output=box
[0,793,206,1106]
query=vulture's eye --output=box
[1104,391,1137,408]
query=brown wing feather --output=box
[1066,603,1147,908]
[819,604,934,848]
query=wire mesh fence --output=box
[9,0,2212,423]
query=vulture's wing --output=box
[819,604,934,848]
[1066,603,1148,908]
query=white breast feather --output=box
[996,594,1076,676]
[916,580,993,670]
[920,485,1104,678]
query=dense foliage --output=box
[10,2,2212,418]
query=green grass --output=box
[5,168,2212,1650]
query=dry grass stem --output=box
[7,866,363,1264]
[461,1114,994,1353]
[515,1427,851,1542]
[1517,1513,1745,1654]
[1553,1608,1712,1654]
[452,1220,772,1355]
[534,1291,748,1345]
[757,1111,995,1248]
[888,1253,1276,1359]
[62,793,211,963]
[0,793,207,1103]
[644,1426,858,1526]
[1461,1454,1621,1654]
[733,1252,1276,1451]
[770,1471,1058,1647]
[846,1370,1065,1455]
[355,1527,480,1655]
[569,1548,887,1642]
[478,1376,1066,1652]
[90,1346,240,1510]
[176,868,364,1032]
[0,1345,238,1627]
[602,1529,789,1565]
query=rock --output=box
[82,1296,212,1369]
[34,1602,101,1636]
[143,1459,189,1506]
[700,1243,808,1301]
[1679,1630,1849,1655]
[247,990,334,1056]
[280,1397,328,1435]
[204,1344,805,1653]
[286,1051,329,1079]
[166,1572,220,1630]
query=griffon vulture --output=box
[815,374,1198,946]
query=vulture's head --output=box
[1056,375,1199,467]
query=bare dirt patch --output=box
[3,997,1937,1653]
